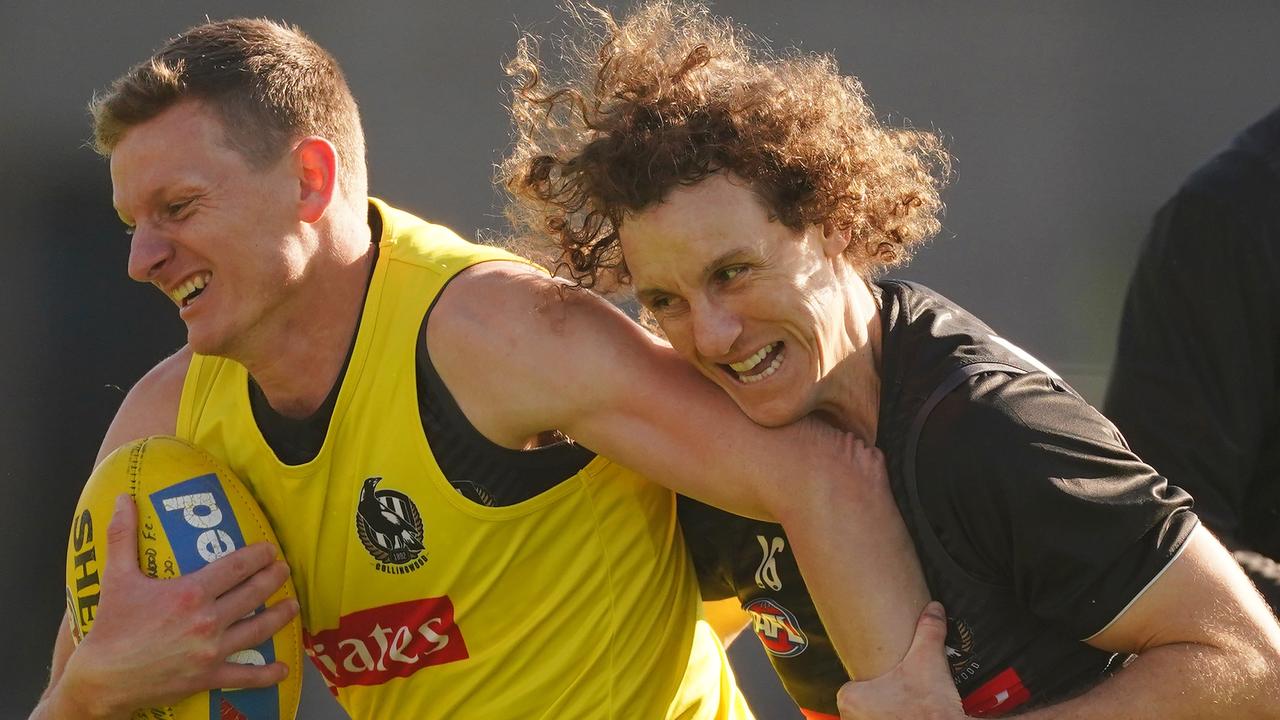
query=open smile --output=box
[167,271,211,308]
[721,341,785,384]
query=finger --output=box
[220,598,300,657]
[906,601,950,669]
[213,560,291,626]
[835,679,863,719]
[191,542,278,597]
[210,659,291,691]
[103,493,143,581]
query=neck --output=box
[240,203,375,418]
[812,275,883,443]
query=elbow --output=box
[1233,627,1280,716]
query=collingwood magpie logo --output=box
[946,615,980,683]
[356,477,428,574]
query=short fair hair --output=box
[502,1,950,288]
[91,18,367,201]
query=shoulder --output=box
[96,347,193,464]
[1150,147,1278,265]
[918,371,1130,500]
[433,261,640,336]
[426,261,670,441]
[430,261,662,383]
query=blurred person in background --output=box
[1107,104,1280,612]
[501,2,1280,718]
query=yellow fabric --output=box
[177,199,751,720]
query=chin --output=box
[746,409,799,428]
[732,395,803,428]
[184,325,231,358]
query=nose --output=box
[690,297,742,360]
[126,225,173,283]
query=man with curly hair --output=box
[501,2,1280,718]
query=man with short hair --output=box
[32,19,929,719]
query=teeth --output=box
[169,272,211,306]
[730,343,776,373]
[739,349,784,384]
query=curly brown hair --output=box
[500,0,951,288]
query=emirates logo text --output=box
[304,597,469,689]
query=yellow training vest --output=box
[177,199,750,719]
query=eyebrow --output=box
[634,247,752,304]
[114,182,206,227]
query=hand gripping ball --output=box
[65,436,303,720]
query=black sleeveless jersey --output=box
[679,280,1197,718]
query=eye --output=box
[166,198,195,219]
[643,293,686,316]
[713,265,747,283]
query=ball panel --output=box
[64,436,302,720]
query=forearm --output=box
[571,357,838,520]
[1016,641,1279,720]
[30,692,107,720]
[30,671,121,720]
[782,459,929,680]
[584,396,931,675]
[582,381,930,675]
[30,618,113,720]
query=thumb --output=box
[905,601,950,670]
[103,493,142,581]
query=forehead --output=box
[109,101,244,215]
[620,174,781,284]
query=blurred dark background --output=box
[3,2,1279,718]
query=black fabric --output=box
[1105,104,1280,609]
[416,303,595,507]
[679,280,1197,717]
[249,364,345,466]
[251,206,591,504]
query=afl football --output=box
[64,435,302,720]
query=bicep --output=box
[1086,526,1280,658]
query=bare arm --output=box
[838,527,1280,719]
[31,349,298,720]
[427,262,930,678]
[1019,527,1280,719]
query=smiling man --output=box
[500,2,1280,718]
[30,18,931,720]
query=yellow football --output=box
[65,435,302,720]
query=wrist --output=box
[53,655,130,720]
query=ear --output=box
[293,136,338,224]
[820,219,852,259]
